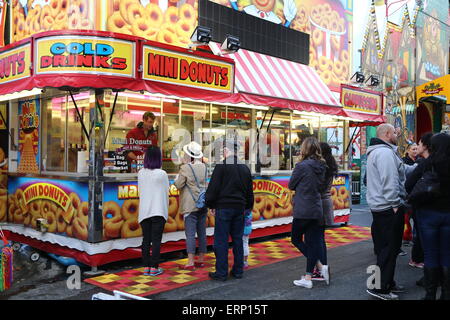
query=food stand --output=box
[0,29,366,268]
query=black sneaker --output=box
[209,272,227,281]
[367,289,399,300]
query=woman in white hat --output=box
[174,141,208,270]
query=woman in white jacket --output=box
[138,146,169,276]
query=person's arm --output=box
[376,150,402,210]
[173,165,188,190]
[205,164,224,209]
[245,167,254,210]
[288,162,305,191]
[405,160,427,194]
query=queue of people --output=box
[134,117,449,300]
[135,135,336,285]
[366,124,450,300]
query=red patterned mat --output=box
[85,226,371,297]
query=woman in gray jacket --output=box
[288,137,326,289]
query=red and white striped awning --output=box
[210,43,340,107]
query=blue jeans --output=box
[213,208,245,278]
[184,210,207,254]
[416,208,450,268]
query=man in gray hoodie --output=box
[365,124,408,300]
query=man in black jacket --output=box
[206,138,254,281]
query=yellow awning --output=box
[417,74,450,103]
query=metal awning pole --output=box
[103,91,119,145]
[69,90,90,139]
[255,109,269,174]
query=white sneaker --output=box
[321,265,330,285]
[293,277,313,289]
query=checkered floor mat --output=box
[85,226,371,297]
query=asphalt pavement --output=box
[0,204,431,301]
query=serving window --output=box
[319,116,345,169]
[40,90,91,174]
[103,91,162,174]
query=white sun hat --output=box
[182,141,203,159]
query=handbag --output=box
[407,167,441,206]
[186,164,208,209]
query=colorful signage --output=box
[421,82,444,95]
[21,182,71,212]
[253,179,285,198]
[7,177,89,240]
[35,36,135,77]
[341,85,382,115]
[0,43,31,84]
[17,98,40,174]
[416,74,450,102]
[143,45,234,93]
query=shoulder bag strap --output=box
[188,164,201,189]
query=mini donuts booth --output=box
[0,29,384,267]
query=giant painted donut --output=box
[107,12,132,35]
[15,188,28,215]
[45,209,57,233]
[163,216,177,233]
[121,199,139,221]
[56,208,67,233]
[104,219,124,239]
[145,3,163,28]
[175,19,194,40]
[50,0,62,17]
[319,56,331,72]
[251,208,260,221]
[77,201,89,225]
[262,198,275,220]
[168,197,178,218]
[0,194,6,222]
[254,195,266,214]
[120,0,139,24]
[312,29,323,46]
[73,217,88,241]
[164,6,179,24]
[179,3,196,24]
[175,212,184,231]
[69,192,81,213]
[131,18,158,39]
[29,200,42,218]
[103,201,122,223]
[121,219,142,238]
[127,3,146,24]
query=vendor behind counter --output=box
[124,111,158,172]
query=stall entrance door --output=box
[416,102,432,139]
